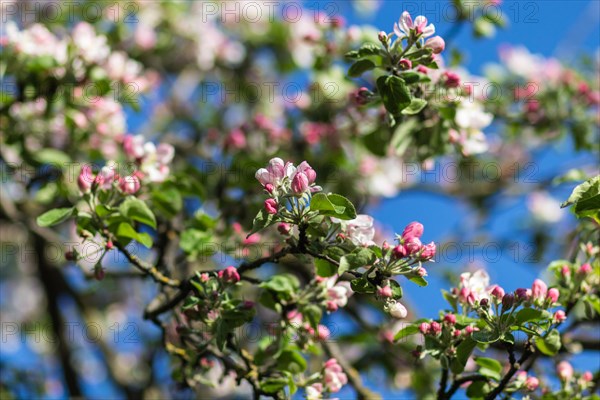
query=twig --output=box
[437,367,449,400]
[113,240,180,287]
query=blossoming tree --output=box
[0,1,598,399]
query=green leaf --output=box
[350,277,376,294]
[119,197,157,229]
[32,149,70,166]
[401,98,428,115]
[475,357,502,381]
[116,222,153,248]
[409,276,428,287]
[394,324,419,342]
[259,377,288,394]
[466,380,491,398]
[561,176,600,220]
[341,248,376,270]
[390,118,418,156]
[247,209,277,237]
[451,338,477,374]
[472,330,500,344]
[345,43,382,59]
[315,258,337,277]
[37,208,75,227]
[179,229,212,255]
[276,348,307,374]
[514,308,551,325]
[348,59,376,77]
[376,75,411,116]
[389,279,403,299]
[303,304,322,331]
[260,274,300,301]
[535,329,561,355]
[310,193,357,220]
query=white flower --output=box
[333,214,376,246]
[456,101,493,131]
[527,192,563,223]
[460,270,490,301]
[255,158,296,187]
[386,300,408,319]
[394,11,435,39]
[454,101,493,156]
[72,22,110,64]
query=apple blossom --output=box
[119,175,141,194]
[425,36,445,54]
[547,288,560,304]
[377,285,393,298]
[218,266,240,283]
[401,222,424,241]
[78,165,94,193]
[264,199,278,215]
[579,263,592,274]
[323,358,348,393]
[255,158,295,188]
[557,361,574,381]
[444,313,456,325]
[553,310,567,323]
[419,322,431,335]
[525,376,539,391]
[336,214,376,246]
[531,279,548,302]
[394,11,435,39]
[386,300,408,319]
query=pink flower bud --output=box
[404,237,422,255]
[579,263,592,275]
[453,329,462,337]
[119,175,141,194]
[225,129,246,150]
[419,322,430,335]
[515,288,530,301]
[490,285,505,300]
[317,325,330,341]
[547,288,559,304]
[417,65,428,74]
[465,325,479,335]
[296,161,317,184]
[502,293,515,309]
[582,371,593,382]
[291,172,309,194]
[561,265,571,278]
[430,321,442,335]
[424,36,445,54]
[444,71,461,88]
[199,273,210,283]
[106,240,113,250]
[557,361,573,381]
[78,165,94,193]
[480,298,489,308]
[382,241,391,251]
[264,198,278,215]
[377,285,393,298]
[531,279,548,302]
[399,58,412,70]
[277,222,291,235]
[402,222,424,241]
[525,376,539,391]
[378,31,387,42]
[326,300,339,312]
[392,244,407,258]
[553,310,566,323]
[444,313,457,325]
[417,267,428,277]
[419,242,436,261]
[218,266,240,283]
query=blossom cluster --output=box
[256,158,322,215]
[2,22,152,89]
